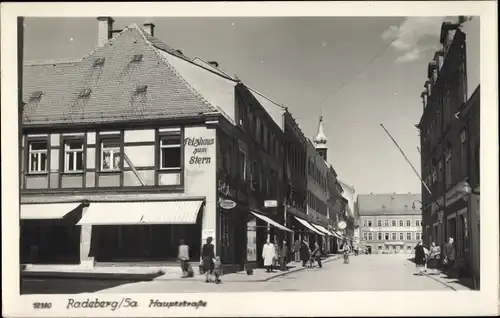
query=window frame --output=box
[239,149,247,181]
[368,233,373,241]
[406,232,412,241]
[99,136,122,172]
[384,220,389,227]
[62,137,85,173]
[26,137,49,174]
[377,220,382,227]
[391,232,397,241]
[406,220,411,227]
[377,232,383,240]
[391,220,397,227]
[368,220,372,227]
[399,232,404,241]
[399,220,404,227]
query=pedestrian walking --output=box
[414,241,426,275]
[443,237,456,277]
[177,239,190,278]
[294,239,301,262]
[311,241,322,268]
[340,240,351,264]
[280,241,289,271]
[273,237,280,268]
[262,237,276,272]
[201,237,215,283]
[299,239,310,268]
[427,242,441,275]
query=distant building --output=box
[357,193,422,254]
[339,181,357,244]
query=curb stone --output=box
[422,272,457,291]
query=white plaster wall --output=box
[183,126,218,254]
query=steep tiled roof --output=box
[22,25,217,127]
[357,193,422,216]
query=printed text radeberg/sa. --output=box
[66,298,138,311]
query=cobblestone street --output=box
[87,254,453,293]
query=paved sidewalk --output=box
[22,254,342,282]
[422,272,475,291]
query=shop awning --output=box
[21,203,82,220]
[330,230,343,239]
[311,223,334,236]
[250,211,293,232]
[77,200,204,225]
[294,216,325,236]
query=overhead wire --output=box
[317,39,395,109]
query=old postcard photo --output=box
[1,1,498,317]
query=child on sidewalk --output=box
[213,256,222,284]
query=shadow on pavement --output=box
[21,278,136,294]
[406,257,477,290]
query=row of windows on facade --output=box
[422,129,479,192]
[373,245,415,252]
[236,101,307,179]
[308,159,328,193]
[362,232,423,241]
[224,147,281,198]
[26,130,182,174]
[307,190,327,216]
[363,219,421,227]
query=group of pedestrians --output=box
[178,237,222,284]
[413,237,456,277]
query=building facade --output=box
[20,17,349,271]
[19,18,296,273]
[417,17,480,278]
[357,194,422,254]
[339,181,358,246]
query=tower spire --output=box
[314,112,328,161]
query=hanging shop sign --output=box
[219,199,236,210]
[338,221,347,230]
[264,200,278,208]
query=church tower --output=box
[314,114,328,161]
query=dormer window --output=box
[78,89,92,98]
[136,85,148,94]
[93,57,105,67]
[30,91,43,101]
[131,54,143,62]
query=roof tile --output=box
[22,26,216,127]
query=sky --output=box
[22,17,480,195]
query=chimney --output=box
[97,17,114,47]
[208,61,219,68]
[143,22,155,36]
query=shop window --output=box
[64,139,84,172]
[28,140,48,173]
[100,138,121,171]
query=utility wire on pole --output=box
[379,124,433,196]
